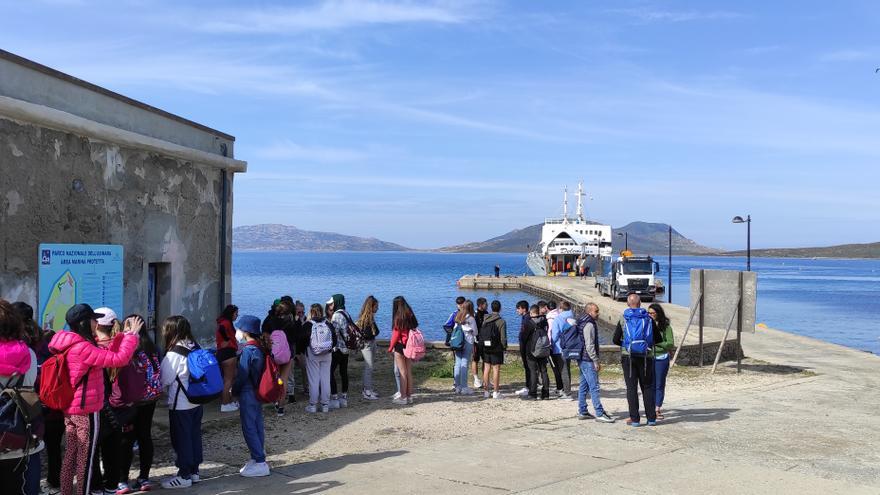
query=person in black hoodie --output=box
[521,305,550,400]
[472,297,488,388]
[514,300,530,396]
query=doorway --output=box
[147,262,171,349]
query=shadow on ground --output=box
[658,407,738,425]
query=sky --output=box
[2,0,879,250]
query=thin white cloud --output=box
[238,172,556,192]
[256,140,368,162]
[818,49,877,62]
[607,7,742,23]
[189,0,480,34]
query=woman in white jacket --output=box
[453,300,477,395]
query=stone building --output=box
[0,49,246,338]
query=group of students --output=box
[0,290,673,495]
[509,293,675,425]
[0,299,159,495]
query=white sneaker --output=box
[473,376,483,388]
[492,391,502,399]
[239,459,255,474]
[369,390,380,399]
[161,476,192,489]
[453,387,460,395]
[516,387,529,396]
[483,390,490,399]
[321,404,329,413]
[190,474,201,484]
[329,399,340,410]
[363,390,378,401]
[220,402,239,413]
[392,392,402,400]
[304,404,317,414]
[391,397,408,405]
[460,387,474,395]
[240,461,270,478]
[339,394,348,408]
[407,396,413,404]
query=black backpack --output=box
[478,318,502,352]
[0,376,44,454]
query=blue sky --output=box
[2,0,879,250]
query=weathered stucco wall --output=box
[0,116,230,337]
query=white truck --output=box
[596,254,661,302]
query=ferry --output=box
[526,182,613,276]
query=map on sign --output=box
[38,244,124,330]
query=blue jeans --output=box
[393,359,401,394]
[169,407,203,479]
[578,360,605,416]
[453,343,474,389]
[239,388,266,463]
[654,356,670,408]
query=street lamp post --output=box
[617,232,628,251]
[668,224,672,303]
[732,215,751,271]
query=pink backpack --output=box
[404,328,426,361]
[270,330,291,365]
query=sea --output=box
[232,252,880,355]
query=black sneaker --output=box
[275,405,285,417]
[287,395,296,404]
[577,412,596,420]
[520,395,537,401]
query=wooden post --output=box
[699,269,704,367]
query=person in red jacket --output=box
[216,305,240,413]
[388,296,418,406]
[48,304,139,495]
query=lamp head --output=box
[732,216,745,224]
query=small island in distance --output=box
[233,223,879,259]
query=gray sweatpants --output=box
[306,349,332,407]
[361,339,376,391]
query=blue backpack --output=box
[448,324,465,351]
[171,345,223,406]
[622,308,653,355]
[559,317,584,360]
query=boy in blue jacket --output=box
[233,315,271,478]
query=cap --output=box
[95,307,118,326]
[65,304,105,328]
[237,315,262,336]
[326,297,335,305]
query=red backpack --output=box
[247,344,284,403]
[39,349,87,411]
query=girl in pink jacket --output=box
[47,304,139,495]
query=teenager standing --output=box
[327,295,351,409]
[648,304,675,421]
[453,301,477,395]
[233,315,271,478]
[388,296,417,405]
[304,305,334,414]
[216,305,240,413]
[160,316,204,489]
[356,296,380,400]
[48,304,138,495]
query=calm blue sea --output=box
[232,252,880,354]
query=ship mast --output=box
[576,180,585,222]
[563,185,569,223]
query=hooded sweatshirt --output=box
[480,313,508,351]
[0,341,43,460]
[160,339,199,410]
[549,310,574,355]
[47,330,138,415]
[330,294,350,354]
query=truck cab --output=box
[597,254,660,301]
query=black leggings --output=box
[526,357,549,399]
[621,354,656,422]
[119,401,157,483]
[43,409,64,488]
[330,351,349,395]
[550,354,571,394]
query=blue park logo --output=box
[41,249,51,265]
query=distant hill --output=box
[725,242,880,259]
[233,224,411,252]
[439,221,720,255]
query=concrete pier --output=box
[459,275,741,365]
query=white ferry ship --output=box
[526,182,613,276]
